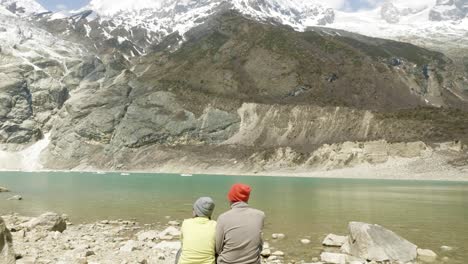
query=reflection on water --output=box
[0,172,467,263]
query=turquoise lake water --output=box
[0,171,467,262]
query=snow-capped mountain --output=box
[0,0,47,16]
[0,0,467,57]
[67,0,468,55]
[430,0,468,21]
[80,0,335,43]
[379,0,433,23]
[330,0,468,56]
[87,0,335,27]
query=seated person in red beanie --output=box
[215,183,265,264]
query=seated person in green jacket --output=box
[177,197,217,264]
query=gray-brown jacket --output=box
[215,202,265,264]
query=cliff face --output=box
[0,12,467,173]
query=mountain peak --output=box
[87,0,335,27]
[88,0,163,16]
[430,0,468,21]
[0,0,47,16]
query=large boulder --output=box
[21,212,67,233]
[343,222,417,263]
[0,217,16,264]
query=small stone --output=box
[272,251,285,257]
[61,214,69,221]
[320,252,347,264]
[261,248,271,258]
[263,242,270,249]
[74,257,88,264]
[153,241,181,250]
[168,220,180,226]
[157,253,166,260]
[0,186,10,192]
[300,239,311,245]
[85,250,95,257]
[17,229,26,238]
[159,226,181,238]
[417,248,437,259]
[7,195,22,200]
[272,233,286,239]
[52,231,61,240]
[440,246,453,251]
[137,230,159,241]
[120,240,139,252]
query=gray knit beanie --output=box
[193,197,215,218]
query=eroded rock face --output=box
[0,217,16,264]
[344,222,417,263]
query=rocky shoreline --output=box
[2,139,468,182]
[0,212,451,264]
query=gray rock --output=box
[322,234,347,247]
[344,222,417,263]
[159,226,181,238]
[119,240,139,252]
[260,248,271,258]
[272,233,286,239]
[136,230,159,241]
[22,212,67,233]
[271,250,284,257]
[440,245,453,251]
[417,248,437,261]
[0,217,16,264]
[167,220,180,226]
[157,253,165,260]
[153,241,181,250]
[320,252,347,264]
[7,195,22,200]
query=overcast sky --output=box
[36,0,384,12]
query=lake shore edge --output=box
[1,162,468,182]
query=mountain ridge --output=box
[1,0,467,57]
[0,1,467,174]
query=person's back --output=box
[178,197,217,264]
[216,184,265,264]
[179,217,217,264]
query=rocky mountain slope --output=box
[0,0,467,176]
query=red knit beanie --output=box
[228,183,251,203]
